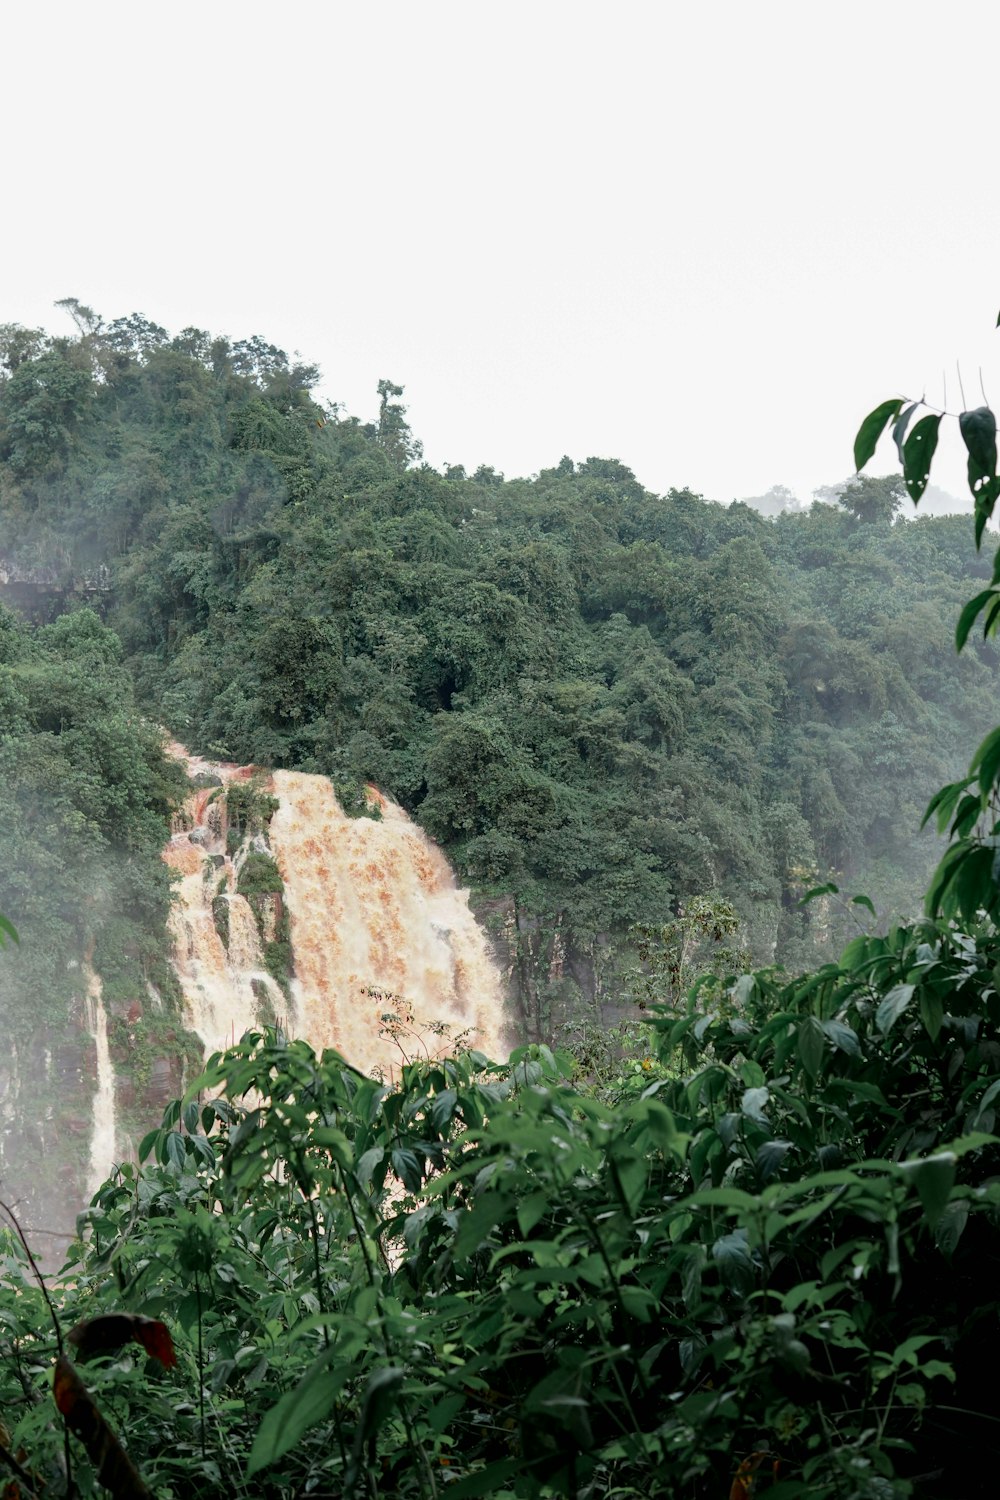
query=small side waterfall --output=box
[85,965,117,1199]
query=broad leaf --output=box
[960,406,998,501]
[247,1349,351,1476]
[854,398,903,472]
[902,412,941,503]
[891,401,919,465]
[900,1152,956,1228]
[876,984,915,1037]
[797,1017,825,1080]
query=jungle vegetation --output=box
[1,312,1000,1497]
[0,307,997,1022]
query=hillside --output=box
[0,310,997,1135]
[1,311,997,1032]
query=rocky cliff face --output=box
[471,893,633,1045]
[0,557,111,623]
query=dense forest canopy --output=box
[1,305,997,1039]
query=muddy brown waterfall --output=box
[164,747,508,1078]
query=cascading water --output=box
[164,749,507,1076]
[163,753,285,1057]
[85,964,117,1198]
[269,772,506,1076]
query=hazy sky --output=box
[4,1,998,508]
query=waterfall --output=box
[85,965,117,1199]
[163,749,507,1076]
[269,772,506,1076]
[163,759,284,1056]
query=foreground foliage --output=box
[2,938,998,1500]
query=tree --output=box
[838,471,906,524]
[375,377,422,467]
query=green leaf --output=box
[973,725,1000,797]
[797,1017,825,1080]
[612,1150,648,1213]
[756,1139,792,1183]
[355,1146,385,1188]
[312,1125,352,1167]
[247,1349,351,1476]
[390,1146,423,1193]
[851,894,876,916]
[925,840,972,917]
[430,1087,457,1132]
[923,778,968,831]
[741,1086,770,1123]
[900,1152,956,1228]
[0,913,19,948]
[954,845,994,921]
[854,398,903,472]
[800,882,838,906]
[516,1190,550,1236]
[356,1365,404,1447]
[876,984,915,1037]
[164,1131,186,1169]
[934,1201,968,1258]
[711,1229,755,1295]
[891,401,919,466]
[975,484,999,548]
[441,1460,522,1498]
[820,1019,860,1056]
[952,792,984,838]
[960,406,998,493]
[918,987,944,1042]
[902,412,941,503]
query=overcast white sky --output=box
[3,0,998,508]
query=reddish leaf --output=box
[53,1355,83,1417]
[68,1313,176,1369]
[53,1356,152,1499]
[730,1451,770,1500]
[131,1319,176,1369]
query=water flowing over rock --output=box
[164,748,507,1077]
[163,755,284,1056]
[270,772,507,1077]
[85,965,117,1198]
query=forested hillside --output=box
[1,308,996,1039]
[7,309,1000,1498]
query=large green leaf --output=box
[876,984,915,1037]
[959,585,1000,651]
[246,1348,352,1476]
[900,1152,956,1228]
[972,725,1000,797]
[902,412,941,503]
[797,1016,825,1080]
[854,398,903,472]
[960,405,998,482]
[891,402,919,465]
